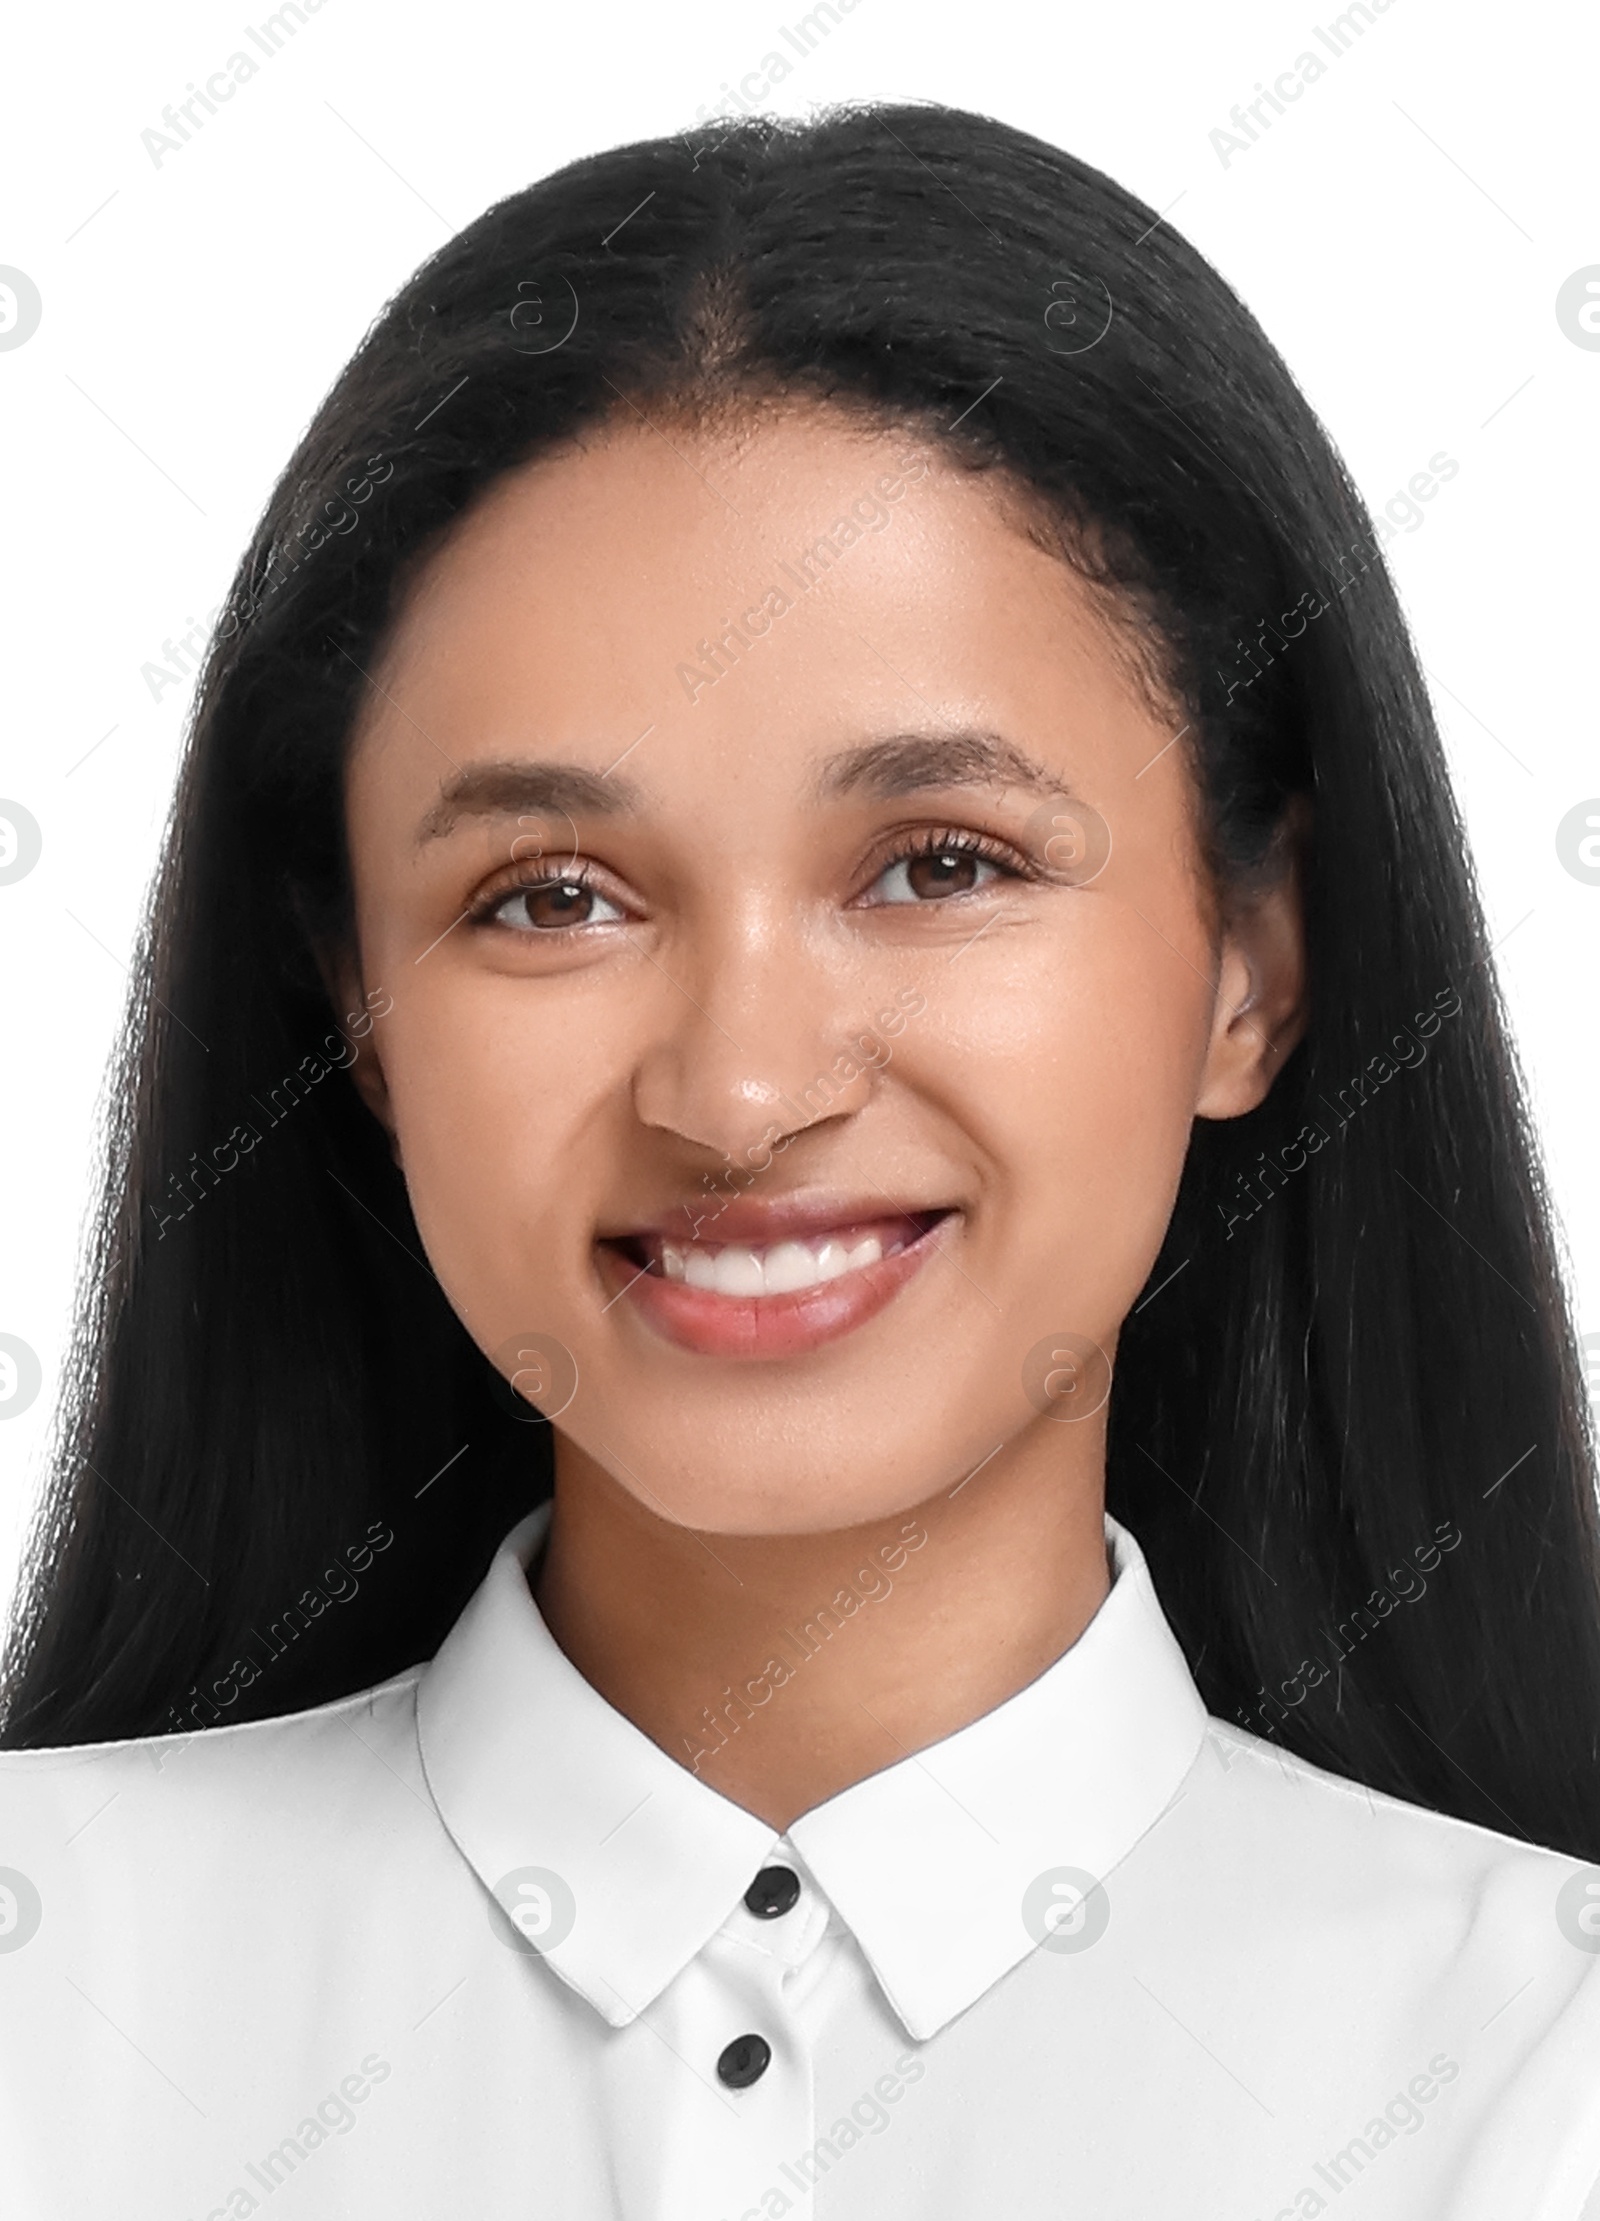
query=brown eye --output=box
[865,838,1012,906]
[904,850,984,899]
[488,875,625,931]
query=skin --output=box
[333,397,1308,1832]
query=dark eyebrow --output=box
[809,729,1070,805]
[414,727,1069,845]
[414,761,644,846]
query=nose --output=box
[629,902,874,1164]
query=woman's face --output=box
[338,400,1302,1534]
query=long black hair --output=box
[6,101,1598,1857]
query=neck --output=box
[530,1424,1113,1832]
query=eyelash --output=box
[466,860,602,926]
[863,825,1032,902]
[466,824,1033,934]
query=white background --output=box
[1,0,1596,1626]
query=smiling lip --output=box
[594,1198,957,1360]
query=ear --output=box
[1194,795,1310,1121]
[313,935,400,1151]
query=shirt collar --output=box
[415,1499,1208,2043]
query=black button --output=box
[717,2032,771,2088]
[744,1865,801,1919]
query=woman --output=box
[2,100,1599,2218]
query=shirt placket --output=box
[601,1846,836,2221]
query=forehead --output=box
[345,401,1174,820]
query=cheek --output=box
[911,916,1210,1304]
[376,972,623,1314]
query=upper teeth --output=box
[660,1233,889,1297]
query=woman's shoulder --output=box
[0,1664,429,1816]
[1203,1713,1581,1850]
[1191,1714,1598,1956]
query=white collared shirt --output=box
[3,1502,1600,2219]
